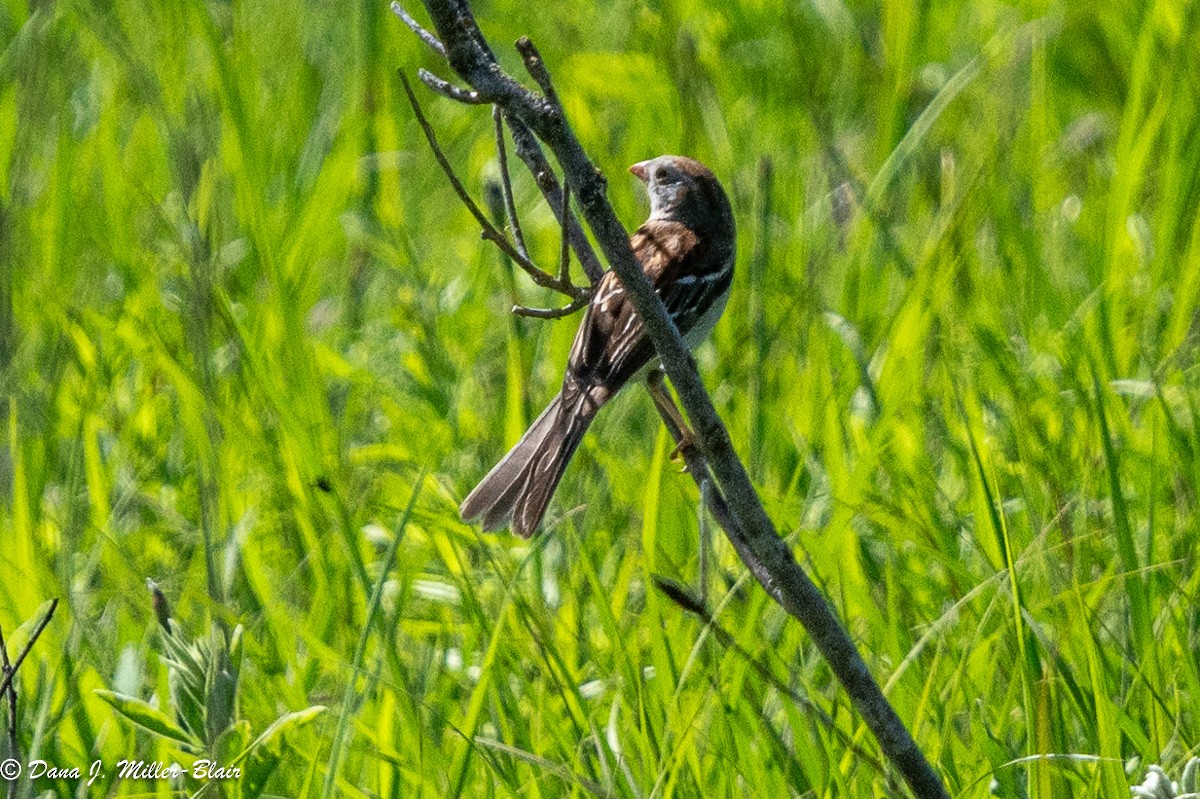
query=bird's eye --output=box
[654,166,674,183]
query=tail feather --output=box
[460,390,597,537]
[462,397,561,528]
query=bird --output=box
[459,155,736,537]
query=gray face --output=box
[644,158,693,220]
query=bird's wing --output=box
[565,219,722,397]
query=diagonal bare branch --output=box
[398,72,513,253]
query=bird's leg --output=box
[646,368,697,463]
[646,368,711,606]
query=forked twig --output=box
[399,72,588,302]
[651,575,888,777]
[393,2,602,285]
[512,183,584,319]
[398,73,516,255]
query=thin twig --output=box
[512,297,589,319]
[0,599,59,700]
[418,68,483,104]
[0,624,15,760]
[390,2,445,56]
[505,117,604,284]
[514,37,559,108]
[556,180,571,285]
[493,107,529,262]
[399,72,586,300]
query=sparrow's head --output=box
[630,155,734,238]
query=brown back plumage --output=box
[459,155,735,536]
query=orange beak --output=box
[629,161,650,181]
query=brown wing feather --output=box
[565,220,717,395]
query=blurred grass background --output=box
[1,0,1199,795]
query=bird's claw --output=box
[669,434,698,468]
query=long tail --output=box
[459,388,598,537]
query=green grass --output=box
[2,0,1199,796]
